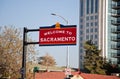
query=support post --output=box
[21,27,27,79]
[21,28,39,79]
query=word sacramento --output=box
[40,37,76,42]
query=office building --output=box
[79,0,120,69]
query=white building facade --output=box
[79,0,120,69]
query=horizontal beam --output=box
[24,27,39,32]
[25,42,39,45]
[27,29,39,32]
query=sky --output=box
[0,0,79,68]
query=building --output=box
[79,0,120,69]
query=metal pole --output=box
[21,28,39,79]
[21,27,27,79]
[51,13,69,67]
[51,13,70,78]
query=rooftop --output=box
[35,72,120,79]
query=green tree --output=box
[103,60,120,75]
[84,40,106,74]
[38,53,56,70]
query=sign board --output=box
[39,23,76,46]
[65,68,71,75]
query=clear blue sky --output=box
[0,0,79,68]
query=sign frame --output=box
[39,23,77,46]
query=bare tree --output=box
[0,26,36,78]
[38,53,56,70]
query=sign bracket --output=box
[21,23,76,79]
[21,27,39,79]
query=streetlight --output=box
[51,13,68,25]
[51,13,70,75]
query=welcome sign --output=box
[39,23,76,46]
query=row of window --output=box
[80,22,98,29]
[86,0,98,14]
[80,16,98,22]
[86,22,98,27]
[80,40,98,47]
[80,0,99,16]
[80,34,98,41]
[80,28,98,35]
[86,34,98,39]
[86,28,98,33]
[86,15,98,20]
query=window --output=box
[80,19,83,23]
[91,0,94,13]
[86,16,89,20]
[94,41,98,45]
[86,23,89,27]
[95,15,98,19]
[80,55,82,59]
[91,28,93,32]
[91,16,94,20]
[80,25,83,29]
[90,35,93,39]
[80,31,83,35]
[80,49,83,53]
[80,37,83,41]
[95,28,98,32]
[95,35,98,39]
[86,29,89,33]
[95,0,98,13]
[80,43,83,47]
[86,35,89,39]
[86,0,89,14]
[80,0,84,16]
[91,22,93,26]
[95,22,98,26]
